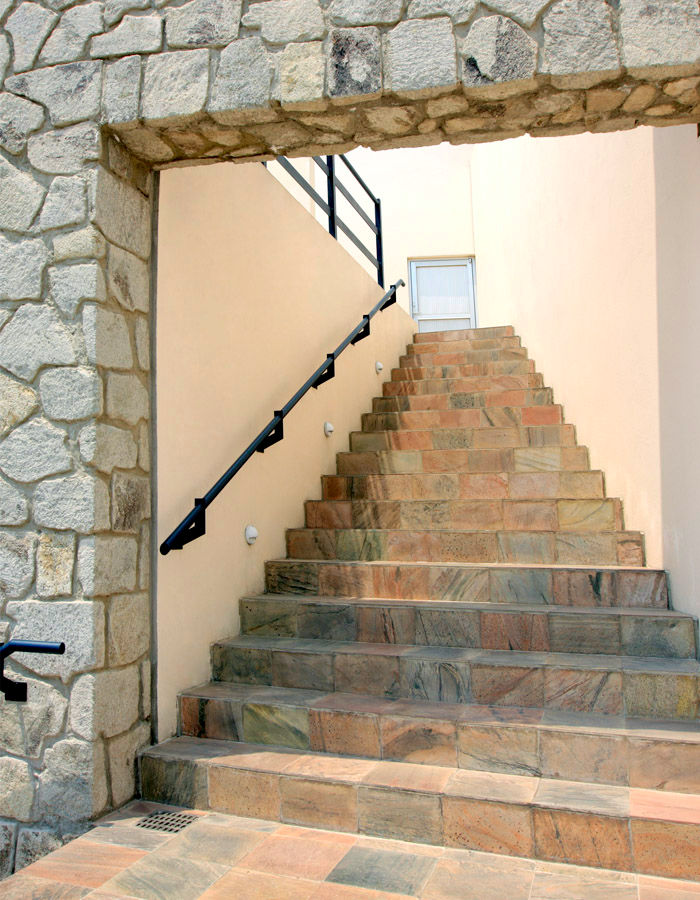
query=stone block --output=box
[0,153,46,232]
[106,372,149,425]
[142,49,209,121]
[329,0,403,26]
[462,15,537,87]
[107,245,150,312]
[38,737,108,820]
[209,37,274,113]
[13,827,62,871]
[166,0,241,48]
[0,474,29,525]
[83,303,133,369]
[0,35,9,84]
[138,521,150,589]
[484,0,548,28]
[111,471,150,532]
[278,41,325,105]
[0,372,38,436]
[102,55,141,124]
[36,531,76,597]
[93,166,151,260]
[78,534,139,595]
[408,0,477,24]
[542,0,620,85]
[5,598,105,679]
[53,225,107,262]
[0,758,34,822]
[328,27,381,99]
[0,531,36,598]
[28,122,102,175]
[40,367,102,422]
[91,13,163,57]
[621,0,700,73]
[40,175,88,230]
[6,2,57,71]
[364,106,420,135]
[69,665,140,739]
[79,421,138,472]
[107,592,150,665]
[0,822,17,878]
[108,720,150,806]
[6,61,102,127]
[243,0,323,43]
[34,473,109,533]
[0,677,68,758]
[135,318,150,371]
[40,2,104,65]
[384,18,458,96]
[105,0,149,26]
[50,262,106,316]
[0,418,72,482]
[0,93,44,155]
[0,235,50,303]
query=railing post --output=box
[375,197,384,288]
[326,155,337,239]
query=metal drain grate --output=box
[135,810,199,833]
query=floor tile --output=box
[326,845,438,896]
[197,869,315,899]
[422,852,534,900]
[155,819,267,864]
[22,840,147,890]
[0,875,90,899]
[237,834,350,881]
[100,853,229,900]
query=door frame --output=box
[408,255,478,332]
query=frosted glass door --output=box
[409,258,476,333]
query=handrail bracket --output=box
[350,315,371,345]
[257,412,284,453]
[312,355,336,389]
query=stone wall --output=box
[0,0,699,877]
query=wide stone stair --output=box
[142,325,700,883]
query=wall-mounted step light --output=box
[324,422,334,437]
[375,361,384,374]
[244,525,258,545]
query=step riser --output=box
[401,349,528,366]
[363,407,564,429]
[265,562,669,609]
[305,499,623,532]
[393,362,536,380]
[139,751,700,882]
[178,692,700,793]
[321,472,606,502]
[383,375,545,396]
[352,426,576,452]
[337,447,590,476]
[241,599,694,659]
[407,339,524,355]
[373,389,554,412]
[413,326,515,342]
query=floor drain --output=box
[135,810,199,833]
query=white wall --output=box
[471,128,663,567]
[654,125,700,617]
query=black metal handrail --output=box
[1,640,66,702]
[272,154,385,288]
[160,278,404,555]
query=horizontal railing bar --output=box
[338,154,378,203]
[336,215,379,268]
[334,177,378,234]
[160,279,405,555]
[275,156,330,217]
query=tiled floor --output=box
[1,801,699,899]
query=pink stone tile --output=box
[630,789,700,825]
[238,834,351,881]
[364,760,452,793]
[22,840,147,889]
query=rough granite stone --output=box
[142,49,209,121]
[53,225,107,262]
[108,721,150,807]
[408,0,477,24]
[0,373,37,437]
[243,0,323,43]
[91,13,163,58]
[107,245,149,312]
[105,0,150,26]
[0,678,68,758]
[542,0,620,83]
[485,0,549,28]
[0,93,44,155]
[5,2,57,72]
[83,303,133,369]
[134,317,150,370]
[38,738,107,820]
[93,167,151,260]
[329,0,403,26]
[36,531,76,597]
[328,27,381,99]
[0,474,29,524]
[384,17,458,95]
[78,421,138,472]
[106,371,149,424]
[102,54,142,123]
[620,0,700,72]
[28,123,102,175]
[0,532,36,599]
[40,2,104,65]
[462,15,538,86]
[0,758,34,822]
[111,471,150,532]
[0,35,9,84]
[209,37,273,112]
[70,666,140,739]
[0,822,17,878]
[166,0,241,48]
[0,236,50,302]
[50,263,106,316]
[107,593,150,666]
[40,367,102,421]
[33,473,109,533]
[77,534,138,595]
[0,303,75,378]
[39,175,87,230]
[14,827,62,872]
[278,41,325,105]
[6,61,102,127]
[0,154,46,232]
[0,418,73,483]
[6,598,106,679]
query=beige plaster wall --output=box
[471,128,663,567]
[156,161,415,738]
[655,125,700,617]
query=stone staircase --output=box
[141,325,700,883]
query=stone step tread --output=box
[351,429,577,452]
[412,326,516,342]
[214,635,700,674]
[406,343,528,357]
[382,377,546,394]
[142,736,700,826]
[401,348,530,363]
[387,371,543,386]
[391,364,540,380]
[336,446,590,475]
[373,389,554,407]
[363,408,566,428]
